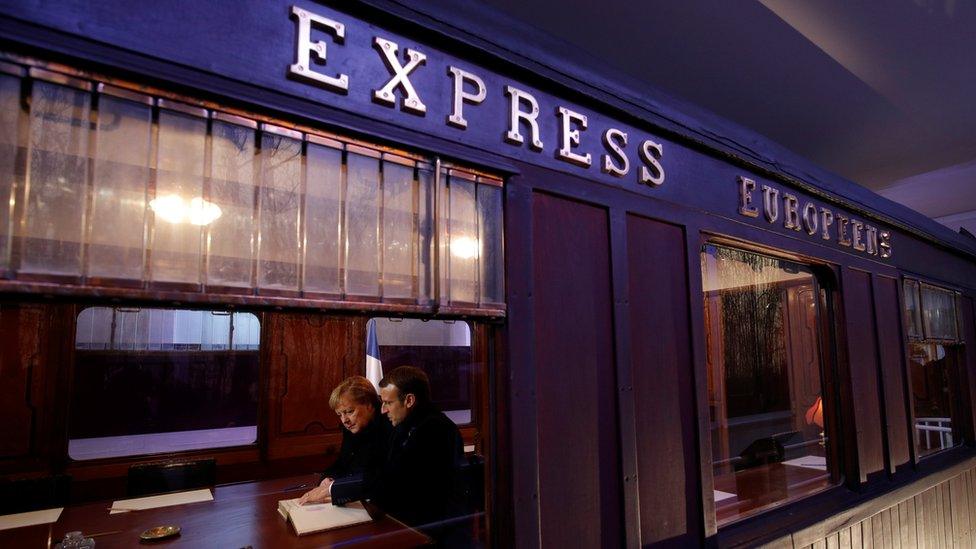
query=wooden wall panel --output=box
[0,304,43,459]
[625,214,699,546]
[842,269,886,480]
[875,275,911,470]
[532,192,620,548]
[0,302,67,474]
[265,313,354,460]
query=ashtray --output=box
[139,525,181,541]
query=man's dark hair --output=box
[379,365,431,406]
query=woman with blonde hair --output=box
[299,376,391,505]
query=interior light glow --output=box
[450,236,480,259]
[149,194,222,226]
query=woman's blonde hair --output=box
[329,376,380,411]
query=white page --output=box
[0,507,63,531]
[782,455,827,471]
[279,499,372,535]
[110,489,213,514]
[713,490,736,503]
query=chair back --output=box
[126,458,216,497]
[0,474,71,514]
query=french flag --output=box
[365,319,383,392]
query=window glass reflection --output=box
[69,307,260,460]
[905,279,963,457]
[701,245,835,525]
[371,318,473,425]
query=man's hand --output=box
[298,477,334,505]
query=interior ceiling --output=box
[478,0,976,235]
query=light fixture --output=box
[450,236,479,259]
[805,396,825,447]
[149,194,222,226]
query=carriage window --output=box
[904,280,964,457]
[701,245,835,526]
[0,66,504,312]
[69,306,260,460]
[369,318,474,425]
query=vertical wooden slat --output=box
[950,474,972,547]
[812,539,827,549]
[899,500,913,549]
[930,487,945,549]
[881,507,892,549]
[968,469,976,539]
[871,513,884,548]
[851,521,863,549]
[891,507,902,549]
[916,494,927,549]
[839,526,852,549]
[939,482,953,547]
[861,516,873,549]
[925,488,939,549]
[826,531,840,549]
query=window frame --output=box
[66,304,263,462]
[901,276,968,460]
[0,52,506,319]
[698,240,844,528]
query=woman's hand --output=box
[298,478,334,505]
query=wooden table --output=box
[0,474,431,548]
[713,462,831,524]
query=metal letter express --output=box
[287,4,667,188]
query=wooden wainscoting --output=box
[760,457,976,548]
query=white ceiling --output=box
[478,0,976,237]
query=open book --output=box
[277,498,372,536]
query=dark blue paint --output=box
[1,0,974,260]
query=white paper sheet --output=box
[713,490,736,503]
[782,455,827,471]
[110,489,213,514]
[0,507,63,531]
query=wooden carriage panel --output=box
[532,192,621,548]
[841,269,886,480]
[0,304,44,459]
[264,313,353,460]
[0,302,67,473]
[874,275,911,470]
[626,214,700,545]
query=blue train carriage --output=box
[0,1,974,547]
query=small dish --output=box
[139,525,181,541]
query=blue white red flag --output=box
[365,319,383,392]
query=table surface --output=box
[713,462,831,524]
[0,474,431,548]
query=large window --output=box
[370,318,475,427]
[69,306,260,460]
[701,245,836,525]
[0,62,504,311]
[903,279,965,457]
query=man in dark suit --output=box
[331,366,465,540]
